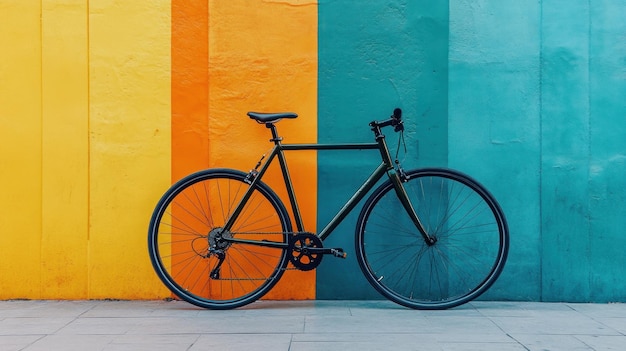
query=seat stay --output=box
[220,138,307,234]
[220,144,281,232]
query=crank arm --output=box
[306,247,348,258]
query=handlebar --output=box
[369,108,404,133]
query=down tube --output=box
[318,163,389,240]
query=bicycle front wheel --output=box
[355,168,508,309]
[148,169,292,309]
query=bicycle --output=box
[148,108,509,310]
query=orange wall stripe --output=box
[207,1,318,300]
[171,0,209,181]
[171,1,317,300]
[170,0,210,301]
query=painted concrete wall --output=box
[448,0,626,302]
[316,0,449,299]
[1,0,626,302]
[0,0,317,300]
[0,1,171,299]
[203,0,318,299]
[448,0,542,301]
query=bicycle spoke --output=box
[356,168,508,309]
[148,170,291,309]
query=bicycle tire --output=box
[148,168,292,309]
[355,168,509,309]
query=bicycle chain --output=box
[229,231,325,272]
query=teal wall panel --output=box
[317,0,626,302]
[587,1,626,301]
[449,1,542,301]
[540,1,592,302]
[317,0,449,299]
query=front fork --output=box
[389,164,437,246]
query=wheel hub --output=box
[208,227,232,251]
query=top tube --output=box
[281,143,379,151]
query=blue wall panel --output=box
[317,0,449,298]
[317,0,626,302]
[449,0,542,300]
[587,1,626,301]
[540,1,592,302]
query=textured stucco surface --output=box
[1,0,626,302]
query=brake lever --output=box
[394,120,404,132]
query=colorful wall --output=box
[1,0,626,303]
[1,1,171,299]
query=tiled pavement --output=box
[1,299,626,350]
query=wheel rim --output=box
[149,171,290,308]
[357,170,508,309]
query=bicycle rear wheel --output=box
[148,168,292,309]
[355,168,508,309]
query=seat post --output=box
[265,123,282,143]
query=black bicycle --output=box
[148,108,509,310]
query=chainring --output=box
[288,233,324,271]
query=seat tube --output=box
[276,148,305,232]
[261,122,305,231]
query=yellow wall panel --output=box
[0,1,43,298]
[40,0,89,298]
[88,0,171,298]
[0,0,319,301]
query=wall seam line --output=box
[586,0,592,295]
[538,0,544,303]
[39,0,44,300]
[86,0,91,299]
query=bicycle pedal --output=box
[330,248,347,259]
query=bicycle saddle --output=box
[247,112,298,124]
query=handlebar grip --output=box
[369,108,404,131]
[392,108,404,132]
[393,108,402,121]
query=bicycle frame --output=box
[149,110,509,310]
[222,122,431,248]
